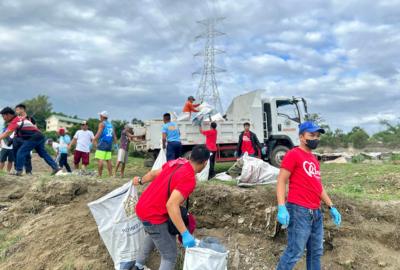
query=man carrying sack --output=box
[131,144,210,270]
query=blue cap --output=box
[299,121,325,134]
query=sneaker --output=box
[51,167,62,175]
[26,172,33,175]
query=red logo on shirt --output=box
[303,161,320,178]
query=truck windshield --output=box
[276,101,301,123]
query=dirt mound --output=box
[0,175,399,270]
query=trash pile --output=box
[213,153,279,187]
[72,169,99,177]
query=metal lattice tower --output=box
[193,17,226,113]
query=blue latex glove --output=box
[234,151,238,157]
[181,230,196,248]
[277,205,290,228]
[89,143,93,149]
[114,144,118,152]
[196,121,202,126]
[262,148,266,155]
[330,207,341,226]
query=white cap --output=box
[98,111,109,118]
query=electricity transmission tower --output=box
[193,17,226,114]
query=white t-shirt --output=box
[1,132,14,150]
[52,142,59,153]
[74,130,95,153]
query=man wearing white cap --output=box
[92,111,118,177]
[68,120,96,170]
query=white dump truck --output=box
[133,89,308,167]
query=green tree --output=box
[131,118,144,126]
[18,95,53,130]
[372,119,400,143]
[350,130,369,149]
[305,113,325,124]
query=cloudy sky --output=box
[1,0,399,134]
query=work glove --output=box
[330,207,341,226]
[89,143,93,149]
[234,151,238,157]
[181,230,196,248]
[277,205,290,228]
[198,109,202,112]
[114,144,118,152]
[262,148,266,155]
[196,121,201,126]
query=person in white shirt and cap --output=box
[68,120,96,170]
[92,111,118,177]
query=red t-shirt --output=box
[136,159,196,224]
[7,116,44,141]
[241,132,255,155]
[281,147,322,209]
[203,129,217,151]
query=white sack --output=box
[212,172,233,182]
[196,158,210,181]
[204,113,224,122]
[88,182,146,270]
[198,101,215,116]
[177,112,190,121]
[235,153,279,187]
[168,111,178,122]
[152,149,167,171]
[183,241,229,270]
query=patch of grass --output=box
[0,235,20,262]
[214,162,235,174]
[0,171,7,175]
[206,180,237,186]
[390,154,400,162]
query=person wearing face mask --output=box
[131,144,210,270]
[276,121,341,270]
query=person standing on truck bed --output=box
[183,95,201,119]
[197,118,217,179]
[162,113,182,162]
[276,121,341,269]
[234,122,266,158]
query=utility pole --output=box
[193,17,226,114]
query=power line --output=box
[124,0,194,75]
[168,0,197,39]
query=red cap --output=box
[178,213,196,244]
[58,128,65,134]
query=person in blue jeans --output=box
[162,113,182,161]
[276,121,341,270]
[58,128,72,172]
[0,107,62,176]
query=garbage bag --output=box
[204,113,224,122]
[212,172,233,182]
[237,153,279,187]
[168,111,178,121]
[198,101,215,116]
[152,149,167,171]
[183,240,229,270]
[177,112,190,121]
[87,182,146,270]
[196,158,210,181]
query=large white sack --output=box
[168,111,178,122]
[196,158,210,181]
[152,149,167,171]
[236,153,279,187]
[177,112,190,121]
[183,241,229,270]
[212,172,233,182]
[87,182,146,270]
[204,113,224,122]
[198,101,215,116]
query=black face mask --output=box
[305,139,319,150]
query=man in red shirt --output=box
[197,120,217,179]
[131,145,209,270]
[234,122,266,158]
[276,121,341,270]
[0,107,62,176]
[182,95,201,118]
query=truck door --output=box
[274,100,301,146]
[263,102,272,139]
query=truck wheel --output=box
[271,146,290,168]
[182,151,192,160]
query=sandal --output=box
[9,171,23,176]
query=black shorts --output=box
[0,148,15,163]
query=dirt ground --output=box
[0,156,399,270]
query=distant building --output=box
[45,115,83,132]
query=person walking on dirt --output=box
[46,139,60,164]
[197,118,217,179]
[0,127,15,172]
[276,121,342,270]
[0,107,62,176]
[131,144,210,270]
[13,103,37,174]
[183,96,201,119]
[58,129,72,172]
[162,113,182,162]
[92,111,118,177]
[234,122,266,158]
[68,121,95,171]
[114,124,142,178]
